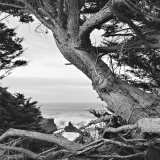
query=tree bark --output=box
[0,0,160,125]
[50,22,160,124]
[49,0,160,124]
[55,34,160,124]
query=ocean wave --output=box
[54,115,95,128]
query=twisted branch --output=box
[0,2,25,9]
[0,128,82,151]
[0,144,44,160]
[82,114,116,129]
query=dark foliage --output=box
[0,87,43,134]
[78,0,160,95]
[99,1,160,95]
[89,108,111,118]
[0,22,27,79]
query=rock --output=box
[64,122,77,132]
[40,118,57,133]
[64,121,82,133]
[64,122,83,135]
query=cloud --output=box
[1,76,99,103]
[2,76,91,88]
[1,16,102,103]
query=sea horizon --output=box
[39,102,106,127]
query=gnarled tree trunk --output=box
[48,0,160,125]
[0,0,160,124]
[1,1,160,159]
[54,29,160,124]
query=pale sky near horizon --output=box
[1,15,105,104]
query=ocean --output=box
[40,102,105,128]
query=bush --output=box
[0,87,43,133]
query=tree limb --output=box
[76,142,104,155]
[102,138,135,148]
[80,2,113,40]
[88,152,145,159]
[103,118,160,139]
[57,0,64,26]
[66,0,79,38]
[24,1,55,30]
[110,0,146,41]
[82,114,116,128]
[97,32,160,57]
[102,123,137,137]
[38,0,56,27]
[0,154,25,160]
[103,33,135,37]
[0,144,44,160]
[0,2,25,9]
[0,1,54,30]
[0,128,82,151]
[96,40,145,57]
[123,0,160,23]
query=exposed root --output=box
[81,114,116,129]
[88,152,145,159]
[0,144,44,160]
[102,123,137,137]
[102,118,160,137]
[1,117,160,160]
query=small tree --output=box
[0,87,42,133]
[0,22,27,79]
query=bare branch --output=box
[1,154,25,160]
[110,0,146,40]
[88,152,145,159]
[103,118,160,139]
[40,147,57,156]
[43,0,55,14]
[102,123,137,137]
[103,33,134,37]
[0,15,10,21]
[0,144,44,160]
[45,150,69,160]
[123,0,160,23]
[80,2,113,39]
[0,128,82,151]
[0,1,54,30]
[102,138,135,148]
[119,135,146,143]
[97,33,160,57]
[76,138,145,158]
[0,2,25,9]
[38,0,56,27]
[97,45,121,56]
[78,139,103,151]
[76,142,104,155]
[57,0,64,26]
[82,114,116,128]
[66,0,79,39]
[96,40,144,57]
[25,2,54,30]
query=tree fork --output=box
[1,0,160,125]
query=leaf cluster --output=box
[99,1,160,95]
[0,22,27,79]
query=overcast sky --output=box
[1,15,105,104]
